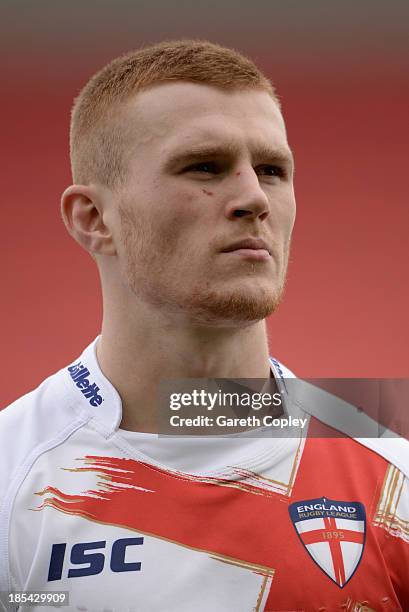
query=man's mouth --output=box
[221,238,271,261]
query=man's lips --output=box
[221,238,272,261]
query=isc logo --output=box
[48,538,144,581]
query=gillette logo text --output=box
[68,362,103,407]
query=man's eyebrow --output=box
[253,145,294,167]
[164,143,294,168]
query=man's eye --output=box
[257,165,285,178]
[185,162,219,174]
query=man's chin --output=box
[183,286,284,326]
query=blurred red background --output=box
[2,1,408,407]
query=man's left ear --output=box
[60,184,117,256]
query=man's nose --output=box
[223,168,270,221]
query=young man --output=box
[0,41,408,611]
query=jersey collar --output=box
[63,336,287,435]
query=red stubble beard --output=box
[118,202,291,326]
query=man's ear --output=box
[61,185,117,256]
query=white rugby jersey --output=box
[0,337,408,611]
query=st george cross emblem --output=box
[289,496,366,588]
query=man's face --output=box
[113,82,296,326]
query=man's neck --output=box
[96,305,271,432]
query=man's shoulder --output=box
[287,376,409,479]
[0,364,79,427]
[270,361,409,479]
[0,366,86,503]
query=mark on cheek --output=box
[235,172,241,176]
[202,188,214,196]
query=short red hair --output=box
[70,40,279,188]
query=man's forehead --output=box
[123,83,291,157]
[129,80,279,114]
[125,82,286,143]
[162,109,291,164]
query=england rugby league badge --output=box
[288,496,366,588]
